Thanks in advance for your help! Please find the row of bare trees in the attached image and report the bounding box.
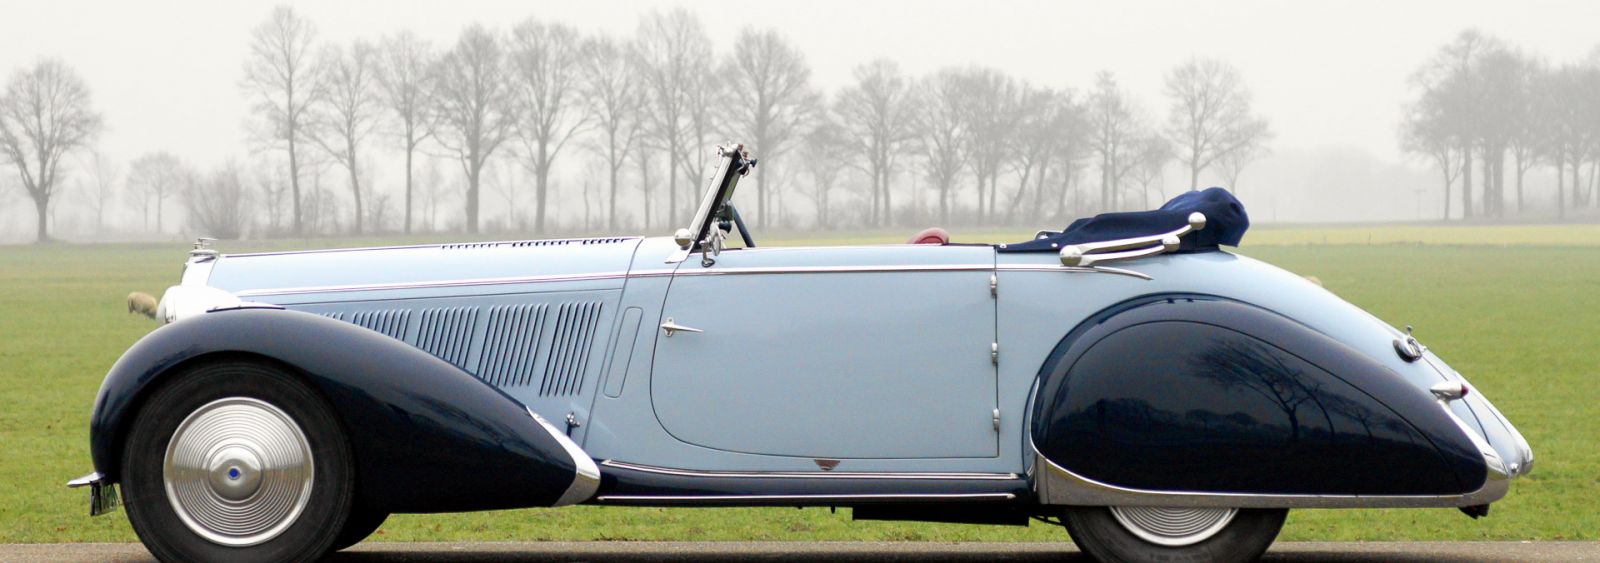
[1403,29,1600,220]
[0,6,1273,242]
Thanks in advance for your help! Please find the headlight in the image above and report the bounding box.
[155,286,246,324]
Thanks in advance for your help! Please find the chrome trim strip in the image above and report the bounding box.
[231,263,1157,298]
[528,407,601,507]
[226,236,643,258]
[995,265,1153,281]
[595,493,1016,503]
[599,460,1019,480]
[234,271,636,297]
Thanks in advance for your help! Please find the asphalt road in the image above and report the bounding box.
[2,542,1597,562]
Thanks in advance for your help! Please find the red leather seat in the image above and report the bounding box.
[907,228,950,245]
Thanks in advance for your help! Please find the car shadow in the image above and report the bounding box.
[326,548,1482,563]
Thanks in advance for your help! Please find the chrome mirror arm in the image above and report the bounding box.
[1060,212,1206,267]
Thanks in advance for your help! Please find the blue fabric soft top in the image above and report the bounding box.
[999,187,1248,253]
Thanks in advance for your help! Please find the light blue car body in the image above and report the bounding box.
[198,233,1526,479]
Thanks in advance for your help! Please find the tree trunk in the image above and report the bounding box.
[535,164,549,235]
[1460,146,1473,220]
[1556,159,1565,221]
[34,195,49,243]
[609,161,619,232]
[466,163,481,234]
[349,151,364,235]
[404,144,414,235]
[289,128,303,236]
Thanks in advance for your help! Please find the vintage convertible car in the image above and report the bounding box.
[73,145,1532,563]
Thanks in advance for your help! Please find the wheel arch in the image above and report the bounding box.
[91,308,597,513]
[1027,293,1488,499]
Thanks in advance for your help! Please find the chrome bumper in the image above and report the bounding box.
[66,472,120,516]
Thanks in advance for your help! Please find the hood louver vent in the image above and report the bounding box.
[415,307,480,369]
[478,304,548,387]
[440,237,633,251]
[540,301,603,397]
[347,309,410,341]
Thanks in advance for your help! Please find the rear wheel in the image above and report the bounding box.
[121,361,353,563]
[1062,506,1286,563]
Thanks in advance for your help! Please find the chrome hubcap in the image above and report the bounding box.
[163,397,314,546]
[1108,506,1238,547]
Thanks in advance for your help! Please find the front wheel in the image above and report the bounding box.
[121,361,355,562]
[1062,506,1287,563]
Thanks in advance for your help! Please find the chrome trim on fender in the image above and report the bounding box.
[527,407,600,507]
[225,236,642,258]
[595,493,1016,503]
[599,460,1019,480]
[1031,432,1513,509]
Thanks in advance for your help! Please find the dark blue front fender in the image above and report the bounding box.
[90,307,595,513]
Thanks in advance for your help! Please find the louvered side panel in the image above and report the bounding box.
[478,304,546,388]
[540,301,602,397]
[347,309,410,340]
[414,307,480,369]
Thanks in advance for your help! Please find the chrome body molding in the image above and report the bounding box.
[230,262,1157,298]
[224,236,642,259]
[527,407,601,507]
[594,493,1017,503]
[599,460,1019,480]
[1031,428,1515,509]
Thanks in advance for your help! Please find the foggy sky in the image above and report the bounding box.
[2,0,1598,237]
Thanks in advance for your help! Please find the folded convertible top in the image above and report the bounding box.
[999,187,1249,253]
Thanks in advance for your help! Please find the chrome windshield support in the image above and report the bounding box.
[1060,212,1206,268]
[666,144,754,264]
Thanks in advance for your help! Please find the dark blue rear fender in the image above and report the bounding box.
[90,308,589,513]
[1030,294,1487,497]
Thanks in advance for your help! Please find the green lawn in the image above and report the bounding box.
[0,226,1594,543]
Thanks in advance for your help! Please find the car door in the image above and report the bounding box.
[649,244,999,459]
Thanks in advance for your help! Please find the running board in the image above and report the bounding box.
[590,460,1029,506]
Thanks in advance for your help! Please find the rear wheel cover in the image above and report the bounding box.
[1108,506,1238,547]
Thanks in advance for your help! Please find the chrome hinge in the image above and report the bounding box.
[989,274,998,297]
[990,342,999,365]
[992,408,1001,431]
[565,412,582,436]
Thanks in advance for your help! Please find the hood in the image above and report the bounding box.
[203,237,644,298]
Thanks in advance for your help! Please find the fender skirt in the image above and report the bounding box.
[89,308,599,513]
[1031,295,1487,498]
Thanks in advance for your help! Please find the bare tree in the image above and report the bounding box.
[431,24,519,234]
[721,28,817,228]
[1087,71,1143,211]
[916,68,970,225]
[954,67,1021,223]
[78,150,118,234]
[1125,134,1173,209]
[580,34,641,232]
[1004,85,1058,222]
[0,60,103,242]
[798,109,848,229]
[311,41,383,234]
[836,59,919,228]
[242,5,322,236]
[1215,140,1267,194]
[633,9,709,228]
[509,18,590,234]
[1163,58,1271,191]
[376,31,437,234]
[186,162,250,240]
[127,152,186,233]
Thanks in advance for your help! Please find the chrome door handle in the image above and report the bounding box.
[660,318,703,337]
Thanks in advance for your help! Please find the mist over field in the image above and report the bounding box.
[2,0,1598,244]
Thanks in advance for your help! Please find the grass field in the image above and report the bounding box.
[1,224,1596,543]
